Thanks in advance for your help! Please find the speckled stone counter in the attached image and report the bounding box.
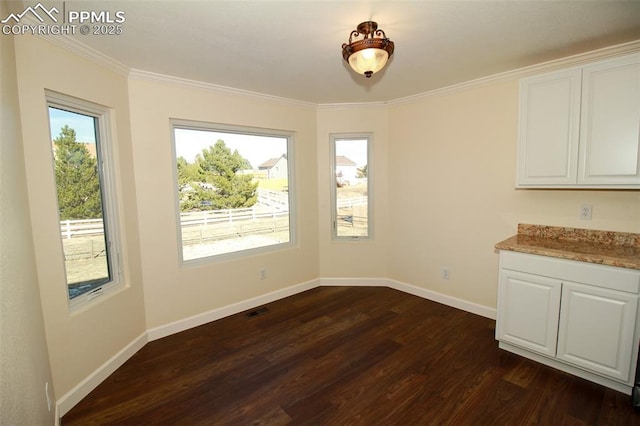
[495,224,640,270]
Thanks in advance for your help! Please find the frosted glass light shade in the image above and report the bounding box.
[348,48,389,76]
[342,21,394,78]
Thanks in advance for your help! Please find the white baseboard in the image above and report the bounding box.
[388,279,497,320]
[56,331,148,417]
[319,277,496,320]
[317,277,389,287]
[146,278,320,341]
[56,276,495,418]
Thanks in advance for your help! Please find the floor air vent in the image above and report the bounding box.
[245,307,269,318]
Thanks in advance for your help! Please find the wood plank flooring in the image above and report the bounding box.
[62,286,640,425]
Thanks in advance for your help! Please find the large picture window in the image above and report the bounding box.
[331,133,371,239]
[172,120,294,263]
[47,92,122,307]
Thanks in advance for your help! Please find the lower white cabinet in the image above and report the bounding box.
[496,251,640,394]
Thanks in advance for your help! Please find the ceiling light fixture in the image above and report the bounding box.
[342,21,395,78]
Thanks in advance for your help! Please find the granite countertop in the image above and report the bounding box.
[495,224,640,270]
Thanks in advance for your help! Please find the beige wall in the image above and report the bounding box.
[6,28,639,418]
[387,79,640,309]
[0,13,56,424]
[13,35,147,397]
[127,77,319,329]
[317,105,390,278]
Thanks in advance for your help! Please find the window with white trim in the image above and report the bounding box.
[171,120,295,263]
[330,133,371,239]
[47,92,122,307]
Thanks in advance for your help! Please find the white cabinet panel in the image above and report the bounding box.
[557,282,638,382]
[517,69,581,185]
[516,52,640,188]
[496,269,561,356]
[579,54,640,184]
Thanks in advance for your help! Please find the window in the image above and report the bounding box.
[331,133,371,239]
[171,120,294,263]
[47,92,121,307]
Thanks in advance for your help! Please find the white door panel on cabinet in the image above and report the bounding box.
[557,282,638,382]
[497,270,561,356]
[579,54,640,184]
[517,69,581,185]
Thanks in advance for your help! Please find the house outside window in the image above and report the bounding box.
[258,154,288,180]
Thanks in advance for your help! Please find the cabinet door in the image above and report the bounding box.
[516,68,582,186]
[579,53,640,185]
[557,281,639,383]
[496,269,562,356]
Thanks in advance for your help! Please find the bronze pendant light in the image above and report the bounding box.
[342,21,395,78]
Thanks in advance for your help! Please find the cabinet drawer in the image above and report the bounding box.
[500,251,640,294]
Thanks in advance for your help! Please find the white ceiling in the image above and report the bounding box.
[60,1,640,104]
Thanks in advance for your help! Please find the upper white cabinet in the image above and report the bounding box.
[517,53,640,188]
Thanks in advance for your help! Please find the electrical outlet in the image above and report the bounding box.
[45,382,52,411]
[259,268,267,280]
[442,267,450,280]
[580,204,592,220]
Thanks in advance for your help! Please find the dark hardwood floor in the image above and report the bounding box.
[62,286,640,425]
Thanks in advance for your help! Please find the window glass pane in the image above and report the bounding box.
[49,107,111,299]
[334,137,369,238]
[173,126,291,261]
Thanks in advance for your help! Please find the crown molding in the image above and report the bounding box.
[25,21,640,109]
[19,11,314,109]
[387,40,640,106]
[317,101,390,110]
[128,69,317,110]
[21,15,130,77]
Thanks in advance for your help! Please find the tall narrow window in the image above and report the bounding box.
[47,92,121,306]
[331,133,371,239]
[172,120,295,263]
